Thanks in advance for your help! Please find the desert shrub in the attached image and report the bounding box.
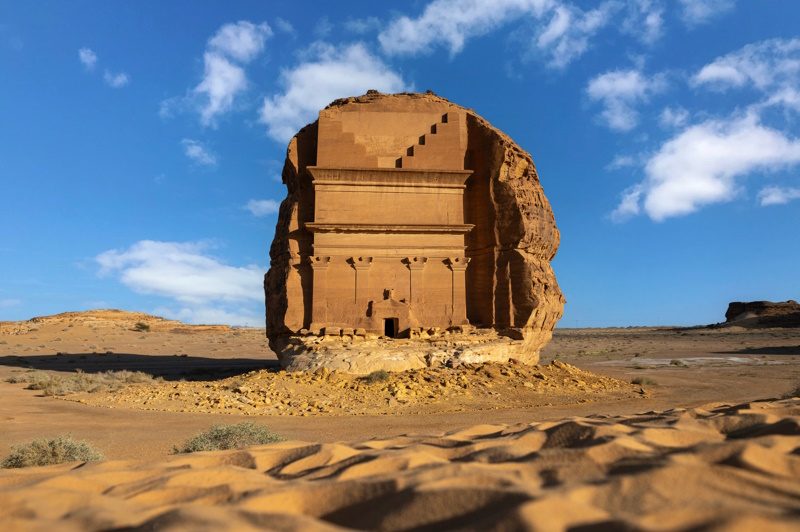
[134,322,150,332]
[670,359,687,367]
[172,422,284,454]
[6,369,161,396]
[362,369,390,384]
[1,434,104,469]
[631,377,658,386]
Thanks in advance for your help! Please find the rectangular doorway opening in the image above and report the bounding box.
[384,318,397,338]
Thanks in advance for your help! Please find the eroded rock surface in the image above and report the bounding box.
[265,91,564,371]
[724,300,800,328]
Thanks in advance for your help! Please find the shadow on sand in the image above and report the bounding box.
[0,352,280,381]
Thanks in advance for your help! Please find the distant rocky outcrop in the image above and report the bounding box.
[724,300,800,328]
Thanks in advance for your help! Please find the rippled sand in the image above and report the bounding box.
[2,399,800,531]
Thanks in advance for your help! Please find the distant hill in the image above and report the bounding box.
[0,309,233,333]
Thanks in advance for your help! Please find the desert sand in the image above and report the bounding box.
[2,310,800,530]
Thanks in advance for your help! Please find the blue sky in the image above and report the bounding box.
[1,0,798,328]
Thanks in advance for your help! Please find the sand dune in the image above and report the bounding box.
[2,399,800,531]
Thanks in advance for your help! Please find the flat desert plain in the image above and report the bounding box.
[1,310,800,531]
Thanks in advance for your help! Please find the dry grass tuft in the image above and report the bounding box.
[6,369,162,396]
[1,434,104,469]
[172,422,284,454]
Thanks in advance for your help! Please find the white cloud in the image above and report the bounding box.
[379,0,551,56]
[274,18,294,34]
[208,20,272,63]
[612,112,800,221]
[678,0,735,26]
[187,21,271,126]
[194,53,247,125]
[0,298,21,307]
[78,47,97,70]
[378,0,617,68]
[314,16,333,38]
[96,241,263,327]
[536,3,617,69]
[96,240,263,308]
[758,186,800,206]
[345,17,382,34]
[259,42,410,143]
[606,155,636,170]
[181,139,217,166]
[621,0,663,44]
[245,199,281,216]
[659,106,689,128]
[586,68,667,131]
[154,305,261,327]
[611,184,644,221]
[103,70,129,88]
[691,38,800,93]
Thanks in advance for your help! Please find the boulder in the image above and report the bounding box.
[724,300,800,328]
[264,91,565,371]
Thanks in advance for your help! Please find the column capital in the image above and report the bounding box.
[349,256,373,270]
[405,256,427,271]
[446,256,470,271]
[307,256,331,269]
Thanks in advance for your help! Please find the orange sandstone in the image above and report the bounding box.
[265,91,564,372]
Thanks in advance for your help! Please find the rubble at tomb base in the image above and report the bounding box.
[265,91,565,371]
[275,325,539,375]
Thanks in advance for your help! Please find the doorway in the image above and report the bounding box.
[384,318,397,338]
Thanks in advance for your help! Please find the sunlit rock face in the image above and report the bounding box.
[265,91,565,373]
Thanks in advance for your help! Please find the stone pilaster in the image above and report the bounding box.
[447,257,470,325]
[406,256,427,307]
[308,256,331,330]
[350,256,373,306]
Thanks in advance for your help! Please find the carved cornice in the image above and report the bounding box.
[307,166,472,188]
[305,223,474,234]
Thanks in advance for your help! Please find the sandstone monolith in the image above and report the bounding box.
[265,91,565,373]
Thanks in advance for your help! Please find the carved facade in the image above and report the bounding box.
[305,110,473,336]
[266,92,565,355]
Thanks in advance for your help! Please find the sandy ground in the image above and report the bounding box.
[1,311,800,530]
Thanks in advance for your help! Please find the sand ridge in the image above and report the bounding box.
[2,398,800,531]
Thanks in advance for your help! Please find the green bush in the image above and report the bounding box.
[362,369,390,384]
[631,377,658,386]
[134,322,150,332]
[172,422,285,454]
[1,434,104,469]
[6,369,161,396]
